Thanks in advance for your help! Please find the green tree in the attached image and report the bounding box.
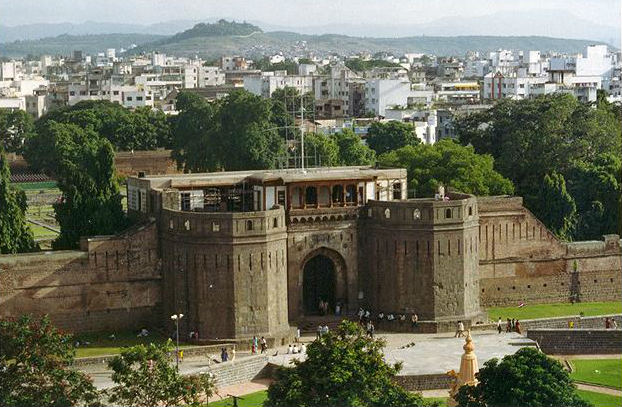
[36,100,171,151]
[265,320,424,407]
[455,93,621,240]
[172,90,285,172]
[303,133,340,167]
[0,315,100,407]
[25,121,127,249]
[366,121,420,154]
[107,341,214,407]
[170,92,220,172]
[379,139,514,198]
[534,172,577,241]
[566,153,622,240]
[0,148,38,254]
[0,109,35,153]
[331,129,376,166]
[455,347,590,407]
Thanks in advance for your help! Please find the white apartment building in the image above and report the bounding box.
[244,72,313,98]
[364,79,412,116]
[198,66,225,87]
[122,89,154,108]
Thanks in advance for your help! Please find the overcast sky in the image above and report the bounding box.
[0,0,619,28]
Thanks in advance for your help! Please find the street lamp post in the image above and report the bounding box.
[170,313,184,370]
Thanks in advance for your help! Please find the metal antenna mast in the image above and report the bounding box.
[300,91,305,173]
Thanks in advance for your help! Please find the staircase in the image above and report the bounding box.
[296,315,357,333]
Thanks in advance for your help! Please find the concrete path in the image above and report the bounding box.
[208,378,272,403]
[575,383,622,396]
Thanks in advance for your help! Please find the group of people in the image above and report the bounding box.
[604,317,618,329]
[496,318,522,334]
[318,300,345,316]
[316,324,330,339]
[250,335,268,354]
[286,343,307,354]
[357,308,419,330]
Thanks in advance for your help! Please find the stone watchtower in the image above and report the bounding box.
[360,192,484,331]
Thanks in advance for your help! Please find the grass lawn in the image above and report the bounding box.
[486,301,622,321]
[74,330,191,358]
[28,223,58,238]
[571,359,622,390]
[13,181,58,191]
[423,396,449,406]
[209,390,268,406]
[207,391,448,406]
[576,389,622,407]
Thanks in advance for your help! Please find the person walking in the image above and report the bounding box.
[411,313,419,329]
[515,320,522,335]
[295,327,301,343]
[455,321,465,338]
[316,325,322,340]
[605,317,611,329]
[497,317,503,334]
[506,318,512,333]
[260,336,267,353]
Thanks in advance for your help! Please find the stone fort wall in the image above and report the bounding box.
[477,196,621,307]
[0,222,161,333]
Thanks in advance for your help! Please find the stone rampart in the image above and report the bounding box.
[477,196,621,307]
[0,222,161,333]
[527,329,622,354]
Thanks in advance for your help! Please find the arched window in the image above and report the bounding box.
[468,206,473,216]
[384,208,391,219]
[305,186,317,205]
[332,185,344,204]
[445,208,452,219]
[345,184,356,204]
[246,220,253,231]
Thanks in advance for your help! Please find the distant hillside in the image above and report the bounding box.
[0,33,165,57]
[0,19,611,59]
[157,20,262,45]
[134,31,609,59]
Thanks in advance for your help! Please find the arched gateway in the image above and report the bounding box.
[300,248,347,316]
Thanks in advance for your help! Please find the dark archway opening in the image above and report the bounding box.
[303,255,335,315]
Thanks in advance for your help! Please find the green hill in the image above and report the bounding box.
[0,33,164,57]
[0,19,610,58]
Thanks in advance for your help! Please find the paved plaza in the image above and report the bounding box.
[270,331,536,375]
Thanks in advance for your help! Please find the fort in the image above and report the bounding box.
[0,166,620,343]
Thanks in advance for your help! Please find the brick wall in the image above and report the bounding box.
[527,329,622,354]
[114,150,179,177]
[477,197,621,307]
[0,222,161,333]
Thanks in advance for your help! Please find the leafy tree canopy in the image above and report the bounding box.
[534,172,577,241]
[345,58,402,72]
[455,93,621,240]
[265,320,425,407]
[366,121,420,155]
[0,148,38,254]
[35,100,171,152]
[24,120,127,249]
[379,139,513,197]
[107,340,214,407]
[0,109,35,154]
[455,347,590,407]
[331,129,376,166]
[0,315,100,407]
[172,90,285,172]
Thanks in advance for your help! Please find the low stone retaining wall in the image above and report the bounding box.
[527,328,622,354]
[73,343,235,367]
[471,314,622,332]
[211,355,270,388]
[394,373,453,391]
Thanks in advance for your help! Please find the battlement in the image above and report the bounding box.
[160,206,286,239]
[364,192,478,227]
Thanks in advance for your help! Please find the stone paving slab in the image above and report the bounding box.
[269,331,536,376]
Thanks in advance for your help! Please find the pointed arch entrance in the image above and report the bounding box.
[300,247,347,316]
